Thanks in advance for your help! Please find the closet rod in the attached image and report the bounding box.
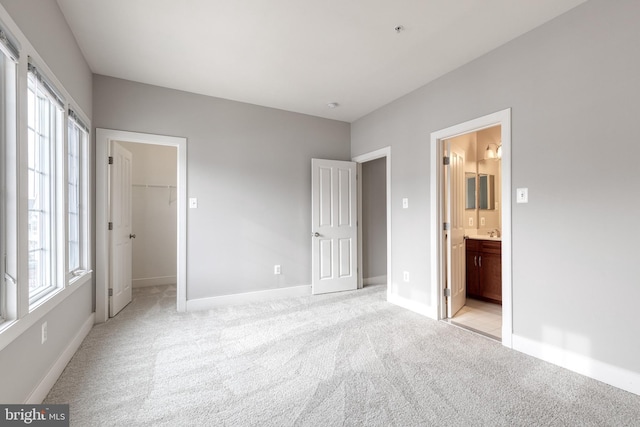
[131,184,176,189]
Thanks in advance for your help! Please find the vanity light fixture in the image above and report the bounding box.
[484,143,502,160]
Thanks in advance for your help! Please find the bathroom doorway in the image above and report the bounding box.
[445,126,503,339]
[430,109,513,347]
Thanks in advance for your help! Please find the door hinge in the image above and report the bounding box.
[108,288,113,296]
[443,156,450,165]
[444,288,451,297]
[443,222,450,231]
[108,156,113,165]
[108,222,113,230]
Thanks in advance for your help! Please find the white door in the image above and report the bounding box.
[444,142,466,317]
[311,159,358,294]
[109,142,133,316]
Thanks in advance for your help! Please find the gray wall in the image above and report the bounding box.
[0,0,93,402]
[361,157,387,281]
[0,0,92,115]
[0,285,92,402]
[93,75,351,299]
[351,0,640,374]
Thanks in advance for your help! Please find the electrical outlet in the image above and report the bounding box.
[468,217,473,226]
[517,188,529,203]
[480,217,486,226]
[41,322,47,344]
[274,265,281,275]
[403,271,410,282]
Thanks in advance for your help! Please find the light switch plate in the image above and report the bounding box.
[402,198,409,209]
[517,188,528,203]
[189,198,198,209]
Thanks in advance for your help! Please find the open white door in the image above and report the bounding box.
[311,159,358,295]
[109,142,133,316]
[444,142,466,317]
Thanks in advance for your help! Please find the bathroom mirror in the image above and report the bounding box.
[465,173,476,210]
[479,174,495,210]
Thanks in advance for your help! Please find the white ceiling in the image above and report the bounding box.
[56,0,586,122]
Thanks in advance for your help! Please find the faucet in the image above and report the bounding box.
[489,229,501,238]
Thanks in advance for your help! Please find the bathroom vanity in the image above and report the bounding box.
[465,237,502,304]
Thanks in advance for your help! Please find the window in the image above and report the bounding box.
[0,48,7,320]
[0,18,92,341]
[67,112,87,277]
[0,28,18,322]
[27,66,64,303]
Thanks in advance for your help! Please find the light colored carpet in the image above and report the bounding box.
[45,284,639,426]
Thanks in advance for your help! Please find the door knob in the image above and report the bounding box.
[312,232,320,237]
[129,233,136,239]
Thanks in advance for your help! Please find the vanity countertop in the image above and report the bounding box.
[466,235,501,242]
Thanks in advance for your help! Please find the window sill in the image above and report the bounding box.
[0,272,92,352]
[69,270,93,287]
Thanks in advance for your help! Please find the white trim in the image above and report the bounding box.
[96,129,187,323]
[387,292,437,318]
[132,276,177,288]
[186,285,311,311]
[352,146,392,302]
[363,275,387,286]
[430,109,513,348]
[512,334,640,396]
[25,313,94,403]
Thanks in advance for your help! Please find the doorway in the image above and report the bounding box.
[430,109,513,347]
[96,129,187,323]
[353,147,391,297]
[361,157,387,288]
[119,141,178,291]
[445,126,503,339]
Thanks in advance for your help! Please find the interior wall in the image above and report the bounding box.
[361,157,387,283]
[0,0,92,115]
[93,75,351,300]
[351,0,640,376]
[119,142,177,288]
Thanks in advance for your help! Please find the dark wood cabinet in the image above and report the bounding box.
[465,239,502,304]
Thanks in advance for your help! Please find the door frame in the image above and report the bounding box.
[352,147,391,299]
[429,109,512,348]
[96,128,187,323]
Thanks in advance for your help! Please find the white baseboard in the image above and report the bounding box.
[132,275,177,288]
[186,285,312,311]
[387,292,438,320]
[26,313,95,404]
[363,275,387,286]
[512,334,640,396]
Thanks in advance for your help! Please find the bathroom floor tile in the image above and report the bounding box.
[451,298,502,340]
